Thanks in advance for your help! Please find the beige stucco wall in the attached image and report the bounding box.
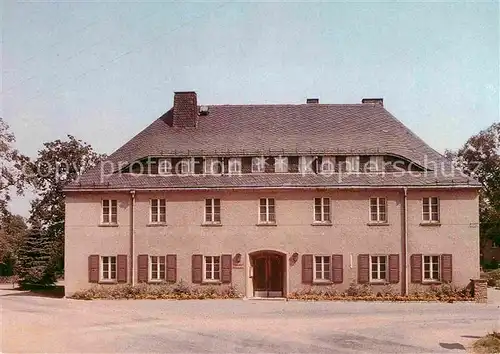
[65,188,479,297]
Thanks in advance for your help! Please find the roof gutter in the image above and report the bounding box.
[130,190,136,286]
[402,187,409,296]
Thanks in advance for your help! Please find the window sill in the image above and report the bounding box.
[202,280,221,285]
[367,222,390,226]
[311,222,332,227]
[146,223,168,227]
[148,280,164,284]
[98,223,119,227]
[420,222,441,227]
[99,280,117,284]
[370,280,388,285]
[201,223,223,227]
[313,280,332,285]
[256,223,277,227]
[422,280,442,285]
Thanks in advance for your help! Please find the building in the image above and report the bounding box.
[481,239,500,266]
[64,91,480,298]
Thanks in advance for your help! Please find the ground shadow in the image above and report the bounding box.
[461,335,482,339]
[0,285,64,298]
[439,342,466,350]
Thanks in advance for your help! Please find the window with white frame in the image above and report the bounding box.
[205,198,221,223]
[228,158,242,174]
[274,156,288,173]
[101,256,116,281]
[370,255,387,282]
[102,200,118,224]
[369,197,387,223]
[150,256,165,281]
[251,157,265,173]
[180,158,194,174]
[150,199,166,223]
[492,241,499,248]
[423,255,440,281]
[299,156,314,173]
[346,156,360,172]
[204,157,223,175]
[314,256,331,281]
[314,197,331,222]
[422,197,439,222]
[259,198,276,223]
[321,157,335,173]
[369,156,384,172]
[158,158,172,175]
[204,256,220,281]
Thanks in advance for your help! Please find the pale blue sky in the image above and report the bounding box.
[1,0,499,216]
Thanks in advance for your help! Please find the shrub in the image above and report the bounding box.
[345,282,373,297]
[483,269,500,287]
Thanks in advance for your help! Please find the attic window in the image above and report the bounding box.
[158,159,172,175]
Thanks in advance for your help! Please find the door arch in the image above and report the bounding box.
[249,250,286,298]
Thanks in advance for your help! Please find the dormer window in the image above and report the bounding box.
[228,158,242,174]
[204,158,223,175]
[158,159,172,175]
[252,157,265,173]
[299,156,314,173]
[275,156,288,173]
[180,158,194,175]
[346,156,360,172]
[369,156,384,172]
[320,157,335,173]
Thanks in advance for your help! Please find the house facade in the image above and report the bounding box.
[64,92,480,297]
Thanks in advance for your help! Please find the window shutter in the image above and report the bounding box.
[117,254,128,283]
[166,254,177,282]
[241,157,252,173]
[221,254,232,283]
[88,255,99,283]
[265,157,275,173]
[288,156,299,173]
[192,254,203,283]
[331,254,343,283]
[223,158,229,174]
[410,254,422,283]
[441,254,452,283]
[137,254,148,283]
[194,157,203,174]
[302,254,313,284]
[358,254,369,283]
[388,254,399,283]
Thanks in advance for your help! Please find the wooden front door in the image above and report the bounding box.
[252,253,284,297]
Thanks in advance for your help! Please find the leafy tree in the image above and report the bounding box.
[27,135,105,274]
[16,226,55,287]
[448,123,500,246]
[0,213,28,275]
[0,118,28,215]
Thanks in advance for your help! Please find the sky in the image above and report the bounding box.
[1,0,499,217]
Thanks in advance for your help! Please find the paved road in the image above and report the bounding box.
[1,288,500,353]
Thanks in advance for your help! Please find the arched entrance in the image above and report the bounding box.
[249,250,286,298]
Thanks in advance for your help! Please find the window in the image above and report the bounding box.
[205,198,221,223]
[101,256,116,281]
[299,156,314,173]
[150,199,166,223]
[321,157,335,173]
[204,158,223,175]
[370,255,387,282]
[102,200,117,224]
[422,197,439,222]
[150,256,165,281]
[370,197,387,223]
[251,157,265,173]
[158,159,171,175]
[493,241,499,249]
[346,156,360,172]
[180,158,193,174]
[423,255,440,281]
[275,156,288,173]
[369,156,384,172]
[228,158,241,174]
[314,198,331,222]
[259,198,276,223]
[314,256,331,281]
[204,256,220,281]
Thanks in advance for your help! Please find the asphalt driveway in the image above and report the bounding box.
[1,287,500,353]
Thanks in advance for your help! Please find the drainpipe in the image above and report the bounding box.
[130,190,136,286]
[403,187,408,295]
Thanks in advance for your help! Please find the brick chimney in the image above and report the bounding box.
[361,98,384,107]
[173,91,198,127]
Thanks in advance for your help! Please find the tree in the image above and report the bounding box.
[27,135,105,274]
[0,118,28,215]
[0,213,28,275]
[448,123,500,246]
[16,226,55,287]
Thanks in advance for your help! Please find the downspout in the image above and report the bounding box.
[403,187,408,296]
[130,190,136,286]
